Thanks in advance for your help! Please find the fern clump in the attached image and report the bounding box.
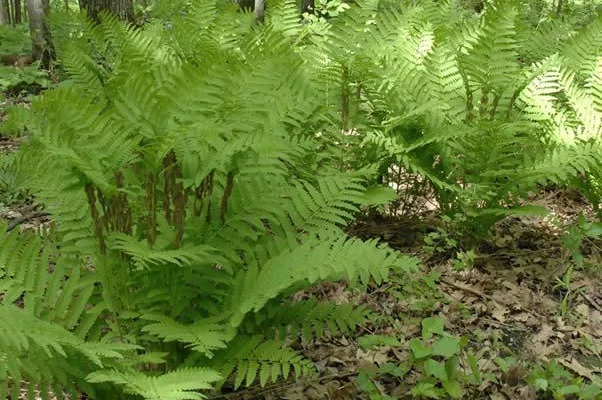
[5,2,417,398]
[314,0,602,237]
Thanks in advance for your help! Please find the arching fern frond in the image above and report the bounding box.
[87,367,221,400]
[228,235,416,327]
[210,335,315,390]
[245,298,372,341]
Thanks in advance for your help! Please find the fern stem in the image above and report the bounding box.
[146,172,157,246]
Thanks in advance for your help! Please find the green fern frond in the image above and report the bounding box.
[586,55,602,115]
[87,367,221,400]
[0,304,134,400]
[140,314,235,357]
[212,335,314,390]
[287,176,366,232]
[247,298,372,341]
[459,5,521,95]
[109,232,222,270]
[521,19,574,63]
[520,142,602,186]
[228,235,416,327]
[561,17,602,79]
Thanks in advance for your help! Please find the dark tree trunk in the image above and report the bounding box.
[26,0,55,69]
[0,0,10,24]
[13,0,22,23]
[81,0,133,23]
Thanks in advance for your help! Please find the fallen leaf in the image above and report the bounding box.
[558,358,597,381]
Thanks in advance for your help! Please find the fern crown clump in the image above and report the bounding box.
[3,1,416,398]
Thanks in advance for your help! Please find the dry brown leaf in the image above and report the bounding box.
[533,323,556,344]
[492,303,509,323]
[558,358,598,381]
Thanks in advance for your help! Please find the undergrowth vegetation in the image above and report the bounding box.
[1,0,602,399]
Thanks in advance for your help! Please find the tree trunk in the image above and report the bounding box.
[13,0,22,23]
[254,0,263,23]
[81,0,134,23]
[64,0,68,11]
[0,0,9,24]
[26,0,55,69]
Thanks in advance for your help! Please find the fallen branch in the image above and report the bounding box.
[6,211,51,232]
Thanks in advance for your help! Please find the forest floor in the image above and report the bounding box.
[1,100,601,400]
[266,189,602,400]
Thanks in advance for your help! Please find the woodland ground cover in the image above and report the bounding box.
[0,0,602,399]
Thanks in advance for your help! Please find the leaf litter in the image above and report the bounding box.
[1,169,601,399]
[227,187,602,400]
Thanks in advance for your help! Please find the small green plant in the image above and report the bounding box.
[556,214,602,314]
[0,25,31,55]
[562,213,602,268]
[528,360,602,400]
[552,264,587,316]
[0,152,29,209]
[357,317,479,399]
[423,215,460,257]
[392,270,446,314]
[0,64,51,95]
[452,250,476,272]
[423,215,477,270]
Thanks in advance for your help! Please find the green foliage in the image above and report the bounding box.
[0,24,30,55]
[528,360,602,399]
[0,64,51,95]
[357,315,602,399]
[244,297,372,341]
[0,153,24,207]
[6,3,417,398]
[357,317,473,399]
[0,221,136,400]
[6,0,602,398]
[0,25,49,95]
[307,0,602,243]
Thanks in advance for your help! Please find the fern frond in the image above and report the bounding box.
[246,298,372,341]
[459,5,521,95]
[87,367,221,400]
[211,336,314,390]
[228,235,416,327]
[109,232,222,270]
[561,17,602,79]
[140,315,235,357]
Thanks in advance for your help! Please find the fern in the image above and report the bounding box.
[11,2,420,398]
[0,222,134,399]
[13,0,602,397]
[245,297,372,341]
[209,336,315,390]
[87,368,221,400]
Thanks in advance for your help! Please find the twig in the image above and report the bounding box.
[440,277,547,319]
[6,211,51,232]
[579,291,602,312]
[439,277,499,304]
